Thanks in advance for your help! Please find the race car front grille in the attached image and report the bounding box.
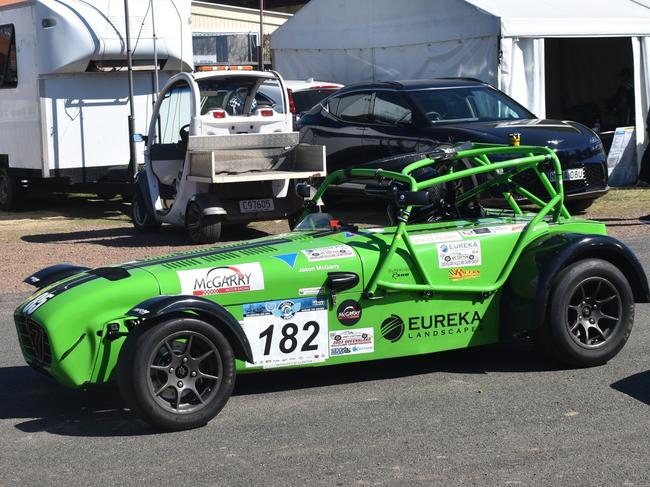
[15,316,52,367]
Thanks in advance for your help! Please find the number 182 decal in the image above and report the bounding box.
[242,297,328,369]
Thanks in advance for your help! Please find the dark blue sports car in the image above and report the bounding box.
[298,78,608,212]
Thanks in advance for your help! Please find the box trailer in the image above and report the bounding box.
[0,0,193,210]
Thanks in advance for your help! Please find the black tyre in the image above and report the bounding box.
[186,201,222,244]
[132,194,161,232]
[0,166,21,211]
[533,258,634,367]
[565,199,595,214]
[117,317,236,431]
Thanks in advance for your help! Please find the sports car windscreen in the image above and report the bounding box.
[407,86,534,124]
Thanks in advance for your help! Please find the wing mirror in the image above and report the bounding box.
[133,133,148,144]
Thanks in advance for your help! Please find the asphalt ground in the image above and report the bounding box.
[0,237,648,486]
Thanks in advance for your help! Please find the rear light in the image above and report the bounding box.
[197,65,254,72]
[287,88,296,115]
[259,109,274,117]
[212,110,227,119]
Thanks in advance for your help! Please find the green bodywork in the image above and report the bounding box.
[14,144,609,388]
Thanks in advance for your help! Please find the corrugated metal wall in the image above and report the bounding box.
[191,1,291,33]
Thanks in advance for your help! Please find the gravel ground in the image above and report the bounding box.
[1,189,649,294]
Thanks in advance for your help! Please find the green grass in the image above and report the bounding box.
[586,188,650,218]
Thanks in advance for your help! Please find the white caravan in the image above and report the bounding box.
[133,68,326,244]
[0,0,193,210]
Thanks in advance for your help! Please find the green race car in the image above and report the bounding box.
[14,143,649,430]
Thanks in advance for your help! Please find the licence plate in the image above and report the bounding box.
[548,168,585,182]
[239,198,274,213]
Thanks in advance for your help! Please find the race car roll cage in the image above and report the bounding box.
[306,143,569,298]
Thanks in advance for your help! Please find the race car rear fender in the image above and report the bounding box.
[501,233,649,337]
[127,295,253,363]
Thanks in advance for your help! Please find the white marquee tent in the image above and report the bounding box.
[271,0,650,166]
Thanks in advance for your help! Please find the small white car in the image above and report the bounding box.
[132,68,326,243]
[284,79,344,126]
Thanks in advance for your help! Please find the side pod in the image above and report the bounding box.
[501,233,649,338]
[126,295,253,363]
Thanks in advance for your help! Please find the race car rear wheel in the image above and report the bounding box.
[534,258,634,367]
[118,317,236,431]
[186,201,222,244]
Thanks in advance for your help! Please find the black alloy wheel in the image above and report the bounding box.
[533,258,634,367]
[118,317,236,430]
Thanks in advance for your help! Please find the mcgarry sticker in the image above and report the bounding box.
[177,263,264,296]
[336,300,362,326]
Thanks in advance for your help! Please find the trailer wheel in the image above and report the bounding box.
[132,195,161,232]
[0,166,21,211]
[117,317,236,431]
[532,258,634,367]
[186,201,222,244]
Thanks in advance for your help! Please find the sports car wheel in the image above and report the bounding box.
[132,194,161,232]
[118,317,236,431]
[533,258,634,367]
[186,201,222,244]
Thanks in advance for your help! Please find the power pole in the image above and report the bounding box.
[258,0,264,70]
[124,0,137,181]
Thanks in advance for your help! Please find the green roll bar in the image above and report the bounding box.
[307,143,568,298]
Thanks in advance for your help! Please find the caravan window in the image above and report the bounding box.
[0,24,17,89]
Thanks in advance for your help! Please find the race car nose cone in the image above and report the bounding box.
[176,365,189,379]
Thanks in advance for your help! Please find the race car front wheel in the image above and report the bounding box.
[533,258,634,367]
[118,317,236,431]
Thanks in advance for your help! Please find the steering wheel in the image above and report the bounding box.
[179,124,190,145]
[425,111,443,121]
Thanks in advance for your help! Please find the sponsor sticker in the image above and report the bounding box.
[274,253,298,269]
[410,231,462,245]
[177,263,264,296]
[437,241,481,268]
[242,297,328,369]
[299,286,326,296]
[301,245,355,262]
[460,224,526,237]
[336,300,362,326]
[329,328,374,356]
[389,267,410,279]
[381,315,405,343]
[448,268,481,281]
[381,311,484,342]
[22,291,56,315]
